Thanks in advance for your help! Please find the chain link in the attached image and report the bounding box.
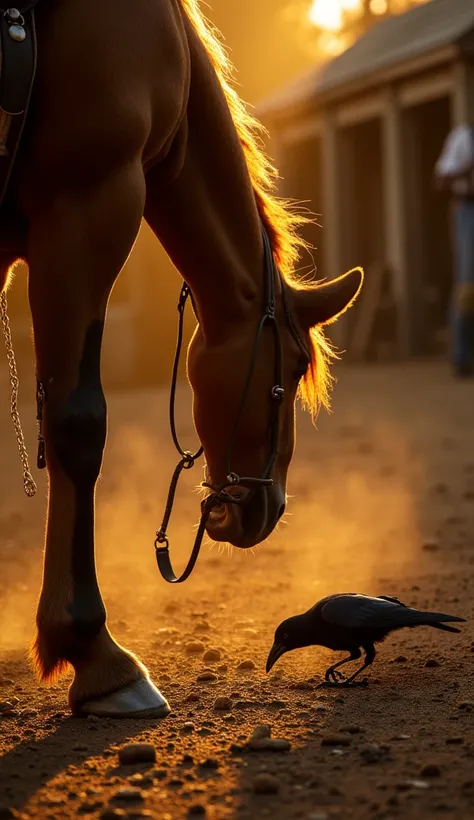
[0,291,37,497]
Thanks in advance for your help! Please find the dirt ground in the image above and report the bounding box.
[0,361,473,820]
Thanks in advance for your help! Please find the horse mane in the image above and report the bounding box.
[181,0,336,417]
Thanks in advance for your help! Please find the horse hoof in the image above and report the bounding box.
[77,676,171,718]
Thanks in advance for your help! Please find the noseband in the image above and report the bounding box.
[154,228,309,583]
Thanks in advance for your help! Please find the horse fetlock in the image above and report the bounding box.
[33,598,107,679]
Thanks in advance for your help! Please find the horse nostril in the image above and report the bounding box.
[277,503,285,521]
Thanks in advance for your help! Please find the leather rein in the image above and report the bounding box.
[154,227,309,583]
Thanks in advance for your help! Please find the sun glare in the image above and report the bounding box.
[371,0,389,13]
[308,0,428,34]
[308,0,363,31]
[309,0,343,32]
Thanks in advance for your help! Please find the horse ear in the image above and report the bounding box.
[291,268,363,329]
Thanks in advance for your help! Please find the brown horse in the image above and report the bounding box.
[0,0,362,717]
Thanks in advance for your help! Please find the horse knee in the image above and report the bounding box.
[50,389,107,485]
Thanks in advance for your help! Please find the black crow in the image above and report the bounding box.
[266,593,466,687]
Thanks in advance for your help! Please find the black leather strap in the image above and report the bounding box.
[0,5,38,207]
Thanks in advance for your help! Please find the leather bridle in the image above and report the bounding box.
[154,227,310,583]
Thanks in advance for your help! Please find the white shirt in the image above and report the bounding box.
[435,124,474,195]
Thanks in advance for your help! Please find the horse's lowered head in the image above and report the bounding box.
[188,267,363,549]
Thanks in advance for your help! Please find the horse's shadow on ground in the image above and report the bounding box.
[0,712,171,812]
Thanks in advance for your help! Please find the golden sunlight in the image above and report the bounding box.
[309,0,363,31]
[309,0,342,32]
[370,0,389,13]
[308,0,429,34]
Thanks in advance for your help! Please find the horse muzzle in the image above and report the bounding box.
[203,485,285,549]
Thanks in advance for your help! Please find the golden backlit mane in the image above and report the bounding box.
[182,0,336,416]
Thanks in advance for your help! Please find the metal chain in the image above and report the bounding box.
[0,291,37,497]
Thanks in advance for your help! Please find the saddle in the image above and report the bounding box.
[0,3,39,212]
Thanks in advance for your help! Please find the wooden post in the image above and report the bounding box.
[321,111,345,348]
[451,60,474,125]
[382,88,411,356]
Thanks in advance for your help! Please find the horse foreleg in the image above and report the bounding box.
[27,169,169,718]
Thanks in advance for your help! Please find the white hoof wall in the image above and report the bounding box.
[79,677,171,718]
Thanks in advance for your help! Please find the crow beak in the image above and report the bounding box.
[266,642,287,673]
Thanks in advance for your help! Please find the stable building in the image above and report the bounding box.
[257,0,474,359]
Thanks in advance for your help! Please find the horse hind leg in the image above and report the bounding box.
[27,166,169,718]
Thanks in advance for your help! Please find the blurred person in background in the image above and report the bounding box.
[435,123,474,377]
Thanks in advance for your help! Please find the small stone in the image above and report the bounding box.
[405,780,430,790]
[213,696,232,711]
[420,764,441,778]
[100,811,127,820]
[196,671,218,682]
[252,773,280,794]
[118,744,156,765]
[292,680,313,690]
[181,722,195,734]
[111,787,145,802]
[185,641,205,655]
[422,541,440,552]
[394,655,408,663]
[458,701,474,710]
[321,735,352,747]
[199,758,219,770]
[194,621,211,632]
[0,702,13,713]
[266,738,291,751]
[188,806,206,817]
[203,649,221,663]
[185,692,201,703]
[360,744,390,764]
[79,801,103,813]
[425,658,440,668]
[251,725,271,740]
[237,660,256,671]
[128,774,154,788]
[247,724,291,752]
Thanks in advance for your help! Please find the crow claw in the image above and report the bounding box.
[317,678,369,689]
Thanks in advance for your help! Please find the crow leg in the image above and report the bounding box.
[317,648,363,688]
[324,648,362,683]
[342,643,376,686]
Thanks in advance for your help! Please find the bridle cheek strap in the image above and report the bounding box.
[154,228,304,584]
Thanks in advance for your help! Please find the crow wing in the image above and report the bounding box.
[320,594,463,630]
